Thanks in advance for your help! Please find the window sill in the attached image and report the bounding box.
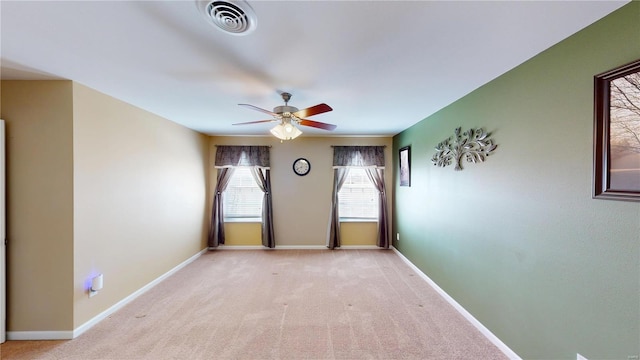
[224,218,262,223]
[339,218,378,223]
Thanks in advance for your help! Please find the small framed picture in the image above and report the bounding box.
[593,58,640,201]
[399,146,411,187]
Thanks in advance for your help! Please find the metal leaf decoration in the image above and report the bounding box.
[431,127,497,170]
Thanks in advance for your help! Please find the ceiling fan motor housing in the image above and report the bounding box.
[235,91,336,133]
[273,105,299,116]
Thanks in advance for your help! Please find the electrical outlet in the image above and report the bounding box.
[396,233,400,241]
[577,354,588,360]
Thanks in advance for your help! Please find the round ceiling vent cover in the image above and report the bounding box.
[197,0,257,36]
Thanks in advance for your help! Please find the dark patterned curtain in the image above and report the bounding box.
[365,168,389,248]
[327,168,349,249]
[215,145,270,168]
[210,146,274,248]
[208,168,235,247]
[328,146,388,249]
[250,167,275,248]
[333,146,385,168]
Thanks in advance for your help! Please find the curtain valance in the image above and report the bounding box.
[332,146,385,168]
[215,146,270,169]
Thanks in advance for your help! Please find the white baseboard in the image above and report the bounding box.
[214,245,328,250]
[73,248,208,339]
[7,248,208,341]
[213,245,381,250]
[391,246,522,360]
[212,245,266,250]
[338,245,381,249]
[273,245,328,250]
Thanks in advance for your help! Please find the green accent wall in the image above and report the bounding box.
[392,3,640,359]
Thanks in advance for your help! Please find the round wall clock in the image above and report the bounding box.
[293,158,311,176]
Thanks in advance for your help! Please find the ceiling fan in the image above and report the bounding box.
[234,92,336,140]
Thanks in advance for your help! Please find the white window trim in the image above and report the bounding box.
[338,167,379,221]
[223,167,263,221]
[339,217,378,223]
[224,217,262,223]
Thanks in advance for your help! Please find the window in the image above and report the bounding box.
[223,167,263,220]
[338,168,378,220]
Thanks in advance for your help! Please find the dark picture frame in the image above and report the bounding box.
[593,58,640,201]
[399,146,411,187]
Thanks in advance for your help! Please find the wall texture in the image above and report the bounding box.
[72,83,210,328]
[1,81,75,332]
[210,136,392,247]
[392,3,640,359]
[1,81,210,334]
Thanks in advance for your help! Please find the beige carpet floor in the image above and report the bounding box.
[1,249,507,359]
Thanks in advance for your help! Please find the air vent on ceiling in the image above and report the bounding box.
[197,0,257,36]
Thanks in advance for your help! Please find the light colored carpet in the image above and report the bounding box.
[1,249,507,359]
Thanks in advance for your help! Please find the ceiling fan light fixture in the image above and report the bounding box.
[196,0,257,36]
[270,123,302,141]
[235,92,336,136]
[284,123,294,133]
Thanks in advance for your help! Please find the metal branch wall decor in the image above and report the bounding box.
[431,127,497,171]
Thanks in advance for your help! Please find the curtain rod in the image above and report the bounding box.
[330,145,386,148]
[214,145,272,147]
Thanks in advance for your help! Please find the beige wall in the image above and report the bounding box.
[341,222,378,246]
[71,83,210,328]
[210,136,393,247]
[224,222,261,246]
[224,220,378,246]
[1,80,210,333]
[1,80,387,333]
[1,81,75,331]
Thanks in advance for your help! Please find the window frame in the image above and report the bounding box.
[338,167,379,222]
[222,167,263,222]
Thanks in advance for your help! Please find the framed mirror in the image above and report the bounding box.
[593,59,640,201]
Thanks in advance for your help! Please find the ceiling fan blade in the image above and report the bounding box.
[232,119,276,126]
[239,103,278,117]
[298,119,337,131]
[293,103,332,118]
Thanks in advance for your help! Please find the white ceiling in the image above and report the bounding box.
[0,0,629,137]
